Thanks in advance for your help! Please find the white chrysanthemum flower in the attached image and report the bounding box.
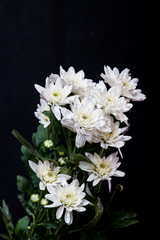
[101,66,146,101]
[45,179,90,225]
[35,77,73,120]
[60,66,94,96]
[79,152,125,191]
[28,160,71,190]
[94,81,133,123]
[34,99,50,128]
[96,116,131,150]
[61,97,110,148]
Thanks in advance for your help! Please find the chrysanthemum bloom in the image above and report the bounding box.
[96,116,131,150]
[92,81,133,123]
[59,66,95,95]
[101,66,146,101]
[34,99,50,128]
[28,160,71,190]
[79,152,125,191]
[45,179,89,225]
[35,77,73,120]
[61,97,110,148]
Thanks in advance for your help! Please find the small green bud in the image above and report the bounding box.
[44,139,53,148]
[58,157,66,165]
[40,198,49,206]
[30,194,40,203]
[59,151,65,156]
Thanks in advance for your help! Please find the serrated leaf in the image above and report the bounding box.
[104,208,139,231]
[15,216,30,239]
[112,208,139,229]
[17,175,33,194]
[32,124,48,148]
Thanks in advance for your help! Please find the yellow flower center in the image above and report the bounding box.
[42,170,56,183]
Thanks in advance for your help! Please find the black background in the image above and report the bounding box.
[0,0,154,239]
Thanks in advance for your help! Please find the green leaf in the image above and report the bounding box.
[15,216,30,239]
[71,153,90,165]
[0,233,11,240]
[85,197,103,228]
[60,167,71,175]
[17,175,33,194]
[42,110,51,119]
[0,200,14,238]
[1,200,10,221]
[103,208,139,232]
[32,124,48,148]
[37,222,58,230]
[0,200,13,224]
[111,208,139,229]
[12,129,37,157]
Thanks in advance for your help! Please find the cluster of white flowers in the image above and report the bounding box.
[28,65,145,225]
[34,66,145,149]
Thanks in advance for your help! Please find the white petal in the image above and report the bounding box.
[79,161,92,172]
[93,178,101,186]
[28,160,37,173]
[51,106,61,120]
[64,210,72,225]
[114,170,125,177]
[39,181,45,190]
[34,84,45,94]
[108,180,112,192]
[87,174,97,182]
[56,206,64,219]
[76,133,86,148]
[76,207,86,212]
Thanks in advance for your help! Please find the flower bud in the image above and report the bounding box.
[59,151,65,156]
[58,157,66,165]
[44,139,53,148]
[30,194,40,202]
[40,198,49,206]
[115,184,123,192]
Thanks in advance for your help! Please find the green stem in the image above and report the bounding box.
[106,184,123,211]
[99,148,104,157]
[29,191,43,238]
[50,112,58,160]
[55,219,64,239]
[94,181,102,195]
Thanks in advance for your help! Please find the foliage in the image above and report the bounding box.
[0,65,145,239]
[0,123,138,240]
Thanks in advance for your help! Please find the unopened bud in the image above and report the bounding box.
[115,184,123,192]
[40,198,49,206]
[30,194,40,202]
[44,140,53,148]
[58,157,66,165]
[59,151,65,156]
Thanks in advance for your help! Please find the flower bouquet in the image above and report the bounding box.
[0,66,146,240]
